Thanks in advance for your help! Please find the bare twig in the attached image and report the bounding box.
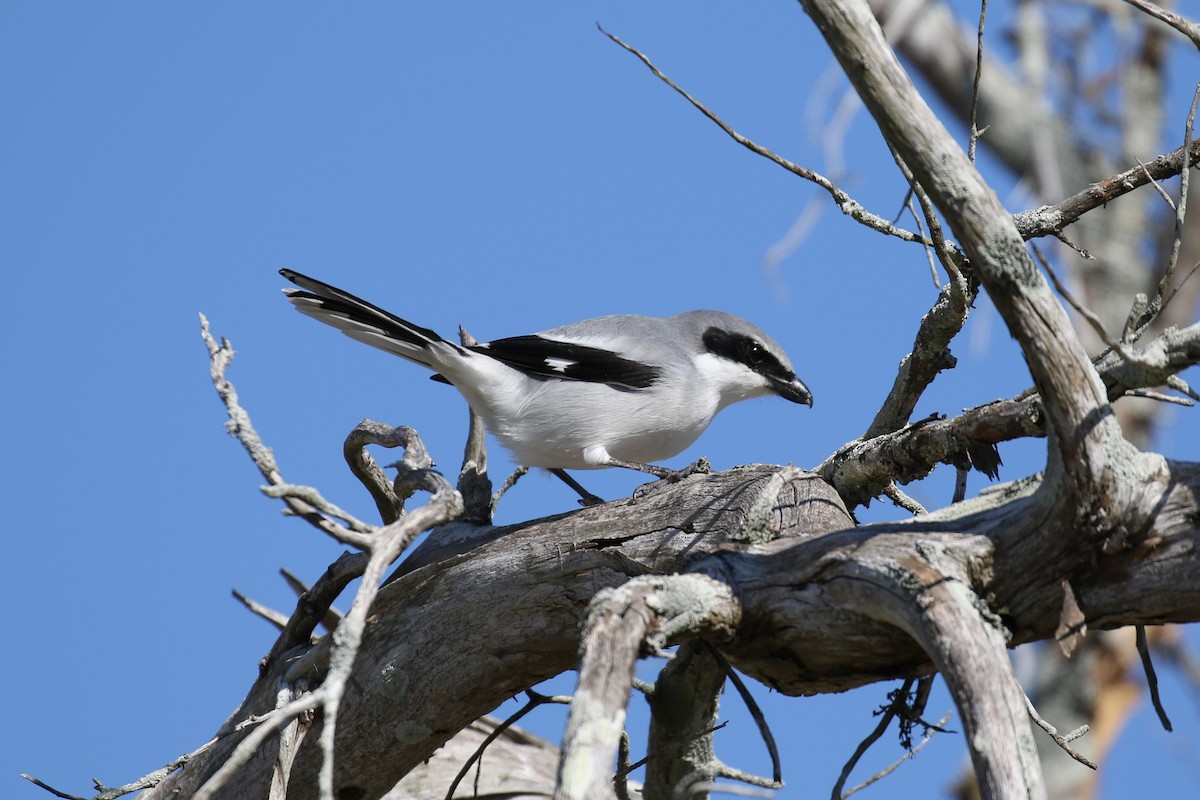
[953,466,969,504]
[861,271,973,440]
[904,194,941,288]
[840,711,953,799]
[231,589,290,630]
[616,730,634,800]
[1124,293,1151,343]
[1118,0,1200,49]
[444,690,571,800]
[1032,244,1140,363]
[831,678,950,800]
[620,722,729,776]
[862,150,974,441]
[344,419,440,524]
[820,320,1200,508]
[195,481,463,800]
[1153,633,1200,714]
[1013,138,1200,240]
[1137,159,1179,210]
[264,550,368,668]
[192,688,323,800]
[968,0,989,162]
[831,680,908,800]
[1137,624,1174,732]
[1125,388,1194,406]
[19,776,86,800]
[263,484,373,533]
[342,423,404,524]
[1168,373,1200,402]
[888,145,962,282]
[490,465,529,516]
[1023,693,1098,769]
[270,682,314,800]
[675,763,782,799]
[598,24,929,245]
[1135,82,1200,337]
[200,314,376,549]
[280,567,343,633]
[883,482,927,515]
[22,735,220,800]
[1162,259,1200,324]
[457,325,494,522]
[718,654,782,785]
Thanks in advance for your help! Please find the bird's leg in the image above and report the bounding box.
[550,469,606,507]
[604,456,712,483]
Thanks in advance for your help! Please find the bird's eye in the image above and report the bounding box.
[744,341,766,365]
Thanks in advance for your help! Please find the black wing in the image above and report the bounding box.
[472,335,662,389]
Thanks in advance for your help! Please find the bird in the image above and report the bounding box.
[279,268,812,505]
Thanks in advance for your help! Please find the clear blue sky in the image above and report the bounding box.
[3,3,1197,799]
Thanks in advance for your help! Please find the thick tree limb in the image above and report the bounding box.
[129,445,1200,800]
[138,467,851,800]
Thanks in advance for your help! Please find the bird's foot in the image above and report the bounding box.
[575,492,606,508]
[550,468,607,507]
[660,456,712,483]
[628,457,713,501]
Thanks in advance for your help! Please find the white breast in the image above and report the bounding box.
[446,360,720,470]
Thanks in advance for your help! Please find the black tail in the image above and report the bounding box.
[279,268,456,367]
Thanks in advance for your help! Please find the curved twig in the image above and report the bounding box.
[598,24,929,246]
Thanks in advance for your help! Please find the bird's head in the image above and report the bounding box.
[678,310,813,409]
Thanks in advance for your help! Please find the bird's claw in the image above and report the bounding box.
[664,456,712,482]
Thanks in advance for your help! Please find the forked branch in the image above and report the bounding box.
[194,316,465,800]
[555,575,741,800]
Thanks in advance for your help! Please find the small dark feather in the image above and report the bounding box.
[966,439,1003,480]
[473,335,661,389]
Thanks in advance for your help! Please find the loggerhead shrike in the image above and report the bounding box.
[280,269,812,504]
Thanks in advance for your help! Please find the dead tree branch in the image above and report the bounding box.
[555,574,741,800]
[598,24,929,246]
[1023,694,1097,770]
[1119,0,1200,49]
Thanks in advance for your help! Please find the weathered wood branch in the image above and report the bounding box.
[1013,139,1200,241]
[641,643,727,800]
[819,321,1200,508]
[554,574,739,800]
[797,0,1131,505]
[136,457,1200,800]
[866,0,1092,191]
[823,553,1043,799]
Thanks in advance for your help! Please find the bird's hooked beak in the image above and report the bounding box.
[771,374,814,407]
